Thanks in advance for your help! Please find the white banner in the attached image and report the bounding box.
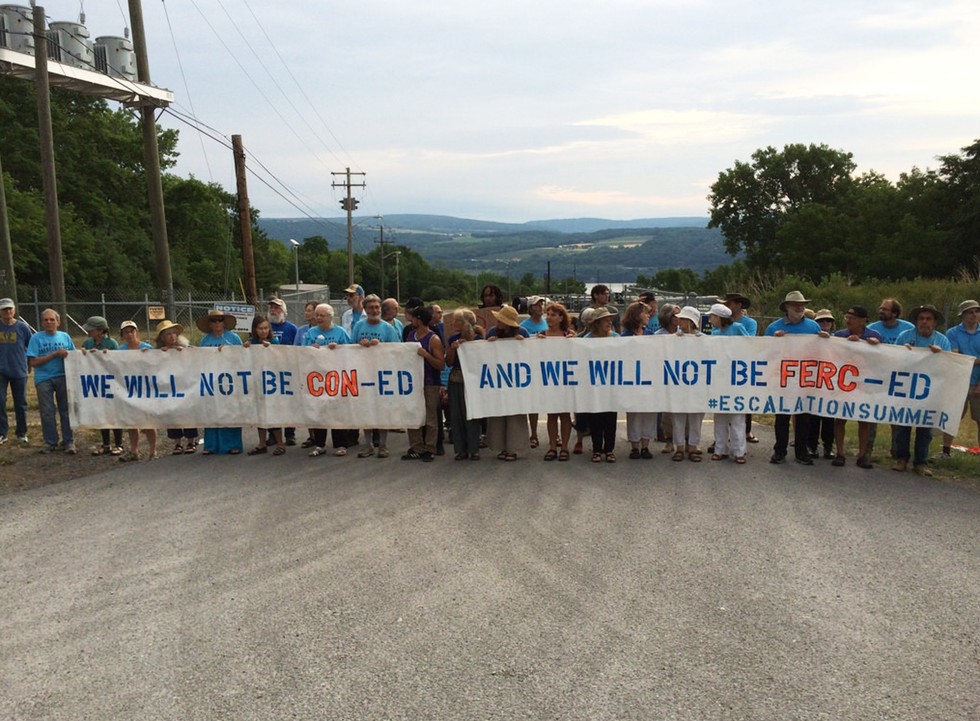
[66,344,425,429]
[458,336,974,433]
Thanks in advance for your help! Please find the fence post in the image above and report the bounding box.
[101,292,106,320]
[33,286,40,329]
[144,292,150,334]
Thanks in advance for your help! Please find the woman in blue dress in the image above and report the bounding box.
[196,310,244,455]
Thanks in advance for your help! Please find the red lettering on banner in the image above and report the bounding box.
[780,360,860,392]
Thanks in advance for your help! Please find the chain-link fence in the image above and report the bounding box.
[13,285,332,336]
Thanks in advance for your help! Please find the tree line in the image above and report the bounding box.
[3,75,978,304]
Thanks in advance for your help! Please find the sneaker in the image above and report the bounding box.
[935,451,951,460]
[856,456,873,469]
[377,446,390,458]
[401,449,422,460]
[39,443,57,454]
[286,437,297,446]
[420,451,435,462]
[832,455,846,467]
[0,435,6,445]
[629,448,641,460]
[357,446,375,458]
[769,452,786,464]
[795,456,813,466]
[913,464,933,477]
[64,443,78,455]
[17,435,28,445]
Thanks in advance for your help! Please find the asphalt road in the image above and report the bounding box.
[1,425,978,721]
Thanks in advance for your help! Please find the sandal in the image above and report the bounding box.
[503,453,517,462]
[640,447,653,459]
[184,443,197,454]
[711,453,729,461]
[454,452,468,461]
[747,433,759,443]
[334,447,347,457]
[247,446,268,456]
[229,449,241,455]
[171,442,183,455]
[592,452,603,463]
[529,437,539,448]
[273,445,286,456]
[92,445,111,456]
[558,449,570,461]
[606,453,616,463]
[671,450,685,462]
[688,450,703,462]
[662,442,674,454]
[497,451,509,460]
[735,456,746,464]
[573,441,583,454]
[308,447,325,457]
[543,449,558,461]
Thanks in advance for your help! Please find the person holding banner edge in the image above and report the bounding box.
[197,310,244,456]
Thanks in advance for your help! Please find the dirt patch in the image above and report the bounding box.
[0,425,127,495]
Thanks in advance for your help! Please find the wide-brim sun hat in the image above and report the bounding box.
[155,319,184,339]
[590,307,615,323]
[907,304,944,327]
[677,306,701,326]
[196,310,237,333]
[779,290,811,312]
[491,305,521,328]
[82,315,109,332]
[813,308,835,322]
[957,299,980,316]
[719,292,750,310]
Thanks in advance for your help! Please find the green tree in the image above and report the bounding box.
[708,143,857,271]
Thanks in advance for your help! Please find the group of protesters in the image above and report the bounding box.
[2,285,978,475]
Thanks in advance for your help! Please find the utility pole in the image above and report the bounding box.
[232,135,257,305]
[0,154,16,303]
[331,167,365,287]
[129,0,175,316]
[33,5,66,319]
[374,217,385,296]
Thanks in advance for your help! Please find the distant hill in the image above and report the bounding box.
[258,214,731,280]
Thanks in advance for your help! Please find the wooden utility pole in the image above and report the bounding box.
[33,6,66,319]
[232,135,258,304]
[129,0,175,316]
[331,168,365,287]
[375,220,386,296]
[0,154,16,303]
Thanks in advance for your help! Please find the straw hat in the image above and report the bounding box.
[813,308,835,322]
[491,305,521,328]
[155,319,183,340]
[779,290,811,312]
[196,309,237,333]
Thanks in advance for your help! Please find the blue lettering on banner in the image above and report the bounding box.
[540,359,579,387]
[122,374,184,399]
[663,359,717,386]
[888,371,931,400]
[479,363,532,389]
[588,360,652,386]
[79,374,114,398]
[397,370,414,395]
[730,360,767,387]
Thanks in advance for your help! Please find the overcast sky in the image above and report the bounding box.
[37,0,980,223]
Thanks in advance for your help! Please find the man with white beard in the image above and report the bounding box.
[342,284,366,334]
[765,291,821,465]
[267,298,298,345]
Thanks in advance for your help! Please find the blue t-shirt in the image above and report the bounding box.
[946,323,980,385]
[200,331,243,347]
[302,325,351,347]
[583,331,621,338]
[714,323,750,336]
[0,319,33,378]
[293,324,310,346]
[269,320,297,346]
[735,316,758,336]
[26,330,75,382]
[520,317,548,335]
[833,327,884,342]
[644,316,662,334]
[122,341,153,350]
[351,318,400,344]
[82,336,119,351]
[895,328,952,351]
[765,318,821,336]
[867,319,914,345]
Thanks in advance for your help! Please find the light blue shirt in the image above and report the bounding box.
[895,328,952,351]
[520,317,548,335]
[868,319,914,345]
[351,318,400,344]
[302,325,351,346]
[27,330,75,383]
[765,318,820,336]
[946,323,980,385]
